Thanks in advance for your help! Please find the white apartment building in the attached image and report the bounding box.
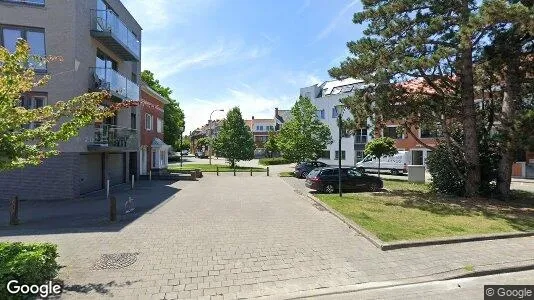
[300,78,370,166]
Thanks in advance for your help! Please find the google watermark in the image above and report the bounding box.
[6,280,62,298]
[485,285,534,299]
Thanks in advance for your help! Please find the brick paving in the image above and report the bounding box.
[0,175,533,299]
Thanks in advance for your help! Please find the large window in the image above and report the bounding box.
[335,151,346,160]
[383,126,403,139]
[156,118,163,133]
[320,150,330,159]
[354,128,367,144]
[316,109,325,119]
[20,93,46,129]
[1,26,46,71]
[145,113,153,131]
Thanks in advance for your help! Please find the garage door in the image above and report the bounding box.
[107,153,125,186]
[80,154,103,194]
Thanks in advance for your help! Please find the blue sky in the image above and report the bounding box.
[122,0,364,133]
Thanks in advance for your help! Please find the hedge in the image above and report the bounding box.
[0,242,60,299]
[258,157,291,165]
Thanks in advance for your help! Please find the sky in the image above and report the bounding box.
[122,0,364,133]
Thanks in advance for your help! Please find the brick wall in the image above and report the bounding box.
[0,153,79,201]
[140,89,165,170]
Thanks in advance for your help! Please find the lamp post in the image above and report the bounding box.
[209,109,224,165]
[335,103,345,197]
[179,125,185,168]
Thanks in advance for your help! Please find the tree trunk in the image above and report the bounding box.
[459,7,480,197]
[497,34,521,201]
[378,158,381,178]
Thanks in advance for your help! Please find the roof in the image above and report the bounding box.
[151,137,169,149]
[275,109,291,123]
[140,81,170,105]
[317,78,365,96]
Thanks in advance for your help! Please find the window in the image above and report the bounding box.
[316,109,325,119]
[157,118,163,133]
[151,150,156,168]
[383,126,403,139]
[355,150,364,162]
[320,150,330,159]
[335,151,346,160]
[332,107,339,118]
[96,50,118,70]
[20,94,46,129]
[145,113,153,131]
[347,168,362,178]
[354,128,367,144]
[1,26,46,71]
[1,0,45,5]
[130,112,136,129]
[420,125,440,138]
[256,125,264,131]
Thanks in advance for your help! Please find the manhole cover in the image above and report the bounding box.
[92,252,139,270]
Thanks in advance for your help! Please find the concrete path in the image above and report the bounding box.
[1,176,533,299]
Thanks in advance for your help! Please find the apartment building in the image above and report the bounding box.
[0,0,142,200]
[300,78,369,166]
[139,82,169,176]
[245,116,275,148]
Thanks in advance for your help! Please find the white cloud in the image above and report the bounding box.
[141,39,272,80]
[182,88,295,133]
[122,0,218,31]
[315,0,359,42]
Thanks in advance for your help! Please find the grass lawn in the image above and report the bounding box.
[316,179,534,242]
[279,171,295,177]
[168,163,266,172]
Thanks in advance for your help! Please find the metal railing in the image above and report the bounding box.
[90,9,140,58]
[91,124,138,149]
[91,67,139,101]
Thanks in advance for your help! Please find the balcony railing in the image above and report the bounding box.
[90,9,140,61]
[88,124,138,150]
[90,67,139,101]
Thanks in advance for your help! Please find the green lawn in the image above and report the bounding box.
[279,171,295,177]
[316,179,534,242]
[168,163,265,172]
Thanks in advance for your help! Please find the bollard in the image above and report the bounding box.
[131,174,135,189]
[109,195,117,222]
[267,167,269,177]
[217,166,219,176]
[106,179,110,200]
[233,168,236,176]
[149,170,152,181]
[192,170,197,180]
[9,196,19,225]
[250,168,252,176]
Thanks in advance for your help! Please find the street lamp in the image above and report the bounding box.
[209,109,224,165]
[335,103,345,197]
[179,125,185,168]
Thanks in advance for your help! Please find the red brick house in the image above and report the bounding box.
[139,82,170,175]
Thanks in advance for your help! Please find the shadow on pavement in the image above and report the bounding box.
[63,279,141,296]
[0,180,181,236]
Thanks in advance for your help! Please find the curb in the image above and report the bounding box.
[305,193,534,251]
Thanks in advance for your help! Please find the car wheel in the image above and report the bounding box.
[325,184,335,194]
[357,167,365,173]
[301,171,308,178]
[391,169,400,176]
[369,183,380,192]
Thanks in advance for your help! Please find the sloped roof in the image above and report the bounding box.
[319,78,364,96]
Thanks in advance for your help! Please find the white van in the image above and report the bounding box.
[355,151,409,175]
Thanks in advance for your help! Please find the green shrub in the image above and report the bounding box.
[427,144,466,196]
[259,157,290,165]
[0,242,60,299]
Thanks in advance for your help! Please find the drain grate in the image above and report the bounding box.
[92,252,139,270]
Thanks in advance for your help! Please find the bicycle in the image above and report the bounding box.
[124,196,135,214]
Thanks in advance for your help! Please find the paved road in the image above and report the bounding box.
[317,269,534,300]
[1,176,533,299]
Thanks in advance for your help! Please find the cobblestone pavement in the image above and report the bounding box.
[1,175,533,299]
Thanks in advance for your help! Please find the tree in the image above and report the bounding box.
[277,96,332,162]
[213,107,254,167]
[264,131,279,157]
[176,136,191,152]
[0,40,118,170]
[141,70,185,148]
[329,0,532,197]
[364,137,398,177]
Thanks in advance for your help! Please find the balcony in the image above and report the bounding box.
[90,67,139,101]
[87,124,138,151]
[90,9,140,61]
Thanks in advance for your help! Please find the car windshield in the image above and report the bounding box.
[308,169,320,178]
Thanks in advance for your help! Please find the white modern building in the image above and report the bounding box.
[300,78,370,166]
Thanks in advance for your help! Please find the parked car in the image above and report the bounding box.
[195,150,207,158]
[181,149,189,155]
[294,161,328,178]
[355,151,409,175]
[305,167,383,193]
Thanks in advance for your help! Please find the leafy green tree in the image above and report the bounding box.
[364,137,398,177]
[264,131,280,157]
[0,40,116,170]
[213,107,254,167]
[329,0,532,197]
[141,70,185,148]
[277,96,332,162]
[176,136,191,152]
[195,137,210,150]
